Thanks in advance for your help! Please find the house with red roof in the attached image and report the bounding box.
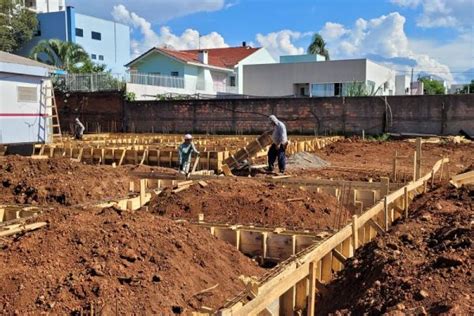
[124,43,275,99]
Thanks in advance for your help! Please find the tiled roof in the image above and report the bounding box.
[127,46,261,69]
[0,51,56,70]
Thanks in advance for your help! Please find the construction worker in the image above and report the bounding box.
[74,117,85,140]
[178,134,200,174]
[267,115,288,174]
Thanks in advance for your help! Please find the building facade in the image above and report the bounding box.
[0,51,54,144]
[18,6,130,74]
[23,0,65,13]
[125,45,275,99]
[243,58,398,97]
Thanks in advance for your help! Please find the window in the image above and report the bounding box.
[311,83,335,97]
[334,83,342,96]
[229,76,236,87]
[91,54,96,60]
[75,28,83,37]
[91,31,101,40]
[98,55,104,61]
[171,71,179,77]
[17,86,37,102]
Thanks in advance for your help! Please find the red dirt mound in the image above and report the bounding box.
[150,178,353,231]
[316,184,473,315]
[0,156,132,205]
[0,207,263,314]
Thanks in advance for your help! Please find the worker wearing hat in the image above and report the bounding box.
[74,117,85,140]
[178,134,200,174]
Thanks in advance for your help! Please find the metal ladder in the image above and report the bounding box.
[40,80,62,143]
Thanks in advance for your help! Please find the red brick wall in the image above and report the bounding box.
[56,92,474,136]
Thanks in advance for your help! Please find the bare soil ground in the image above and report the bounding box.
[291,139,474,181]
[316,184,473,315]
[0,156,133,205]
[150,177,353,231]
[0,207,263,314]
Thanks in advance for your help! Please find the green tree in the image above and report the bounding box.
[419,78,446,95]
[0,0,38,53]
[30,39,90,72]
[307,33,330,60]
[461,80,474,94]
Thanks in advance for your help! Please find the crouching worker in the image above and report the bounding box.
[178,134,200,174]
[267,115,288,174]
[74,117,85,140]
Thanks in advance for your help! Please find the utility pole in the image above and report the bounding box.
[410,67,414,95]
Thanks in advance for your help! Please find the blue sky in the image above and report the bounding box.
[67,0,473,82]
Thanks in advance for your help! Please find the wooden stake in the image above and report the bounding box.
[416,138,422,180]
[307,261,316,316]
[352,215,359,250]
[383,197,389,231]
[404,187,409,218]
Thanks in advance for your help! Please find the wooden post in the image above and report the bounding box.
[404,187,409,218]
[352,215,359,250]
[392,151,398,181]
[413,151,417,181]
[307,261,317,316]
[416,137,422,180]
[383,197,389,231]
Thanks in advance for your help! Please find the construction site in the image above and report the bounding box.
[1,116,473,315]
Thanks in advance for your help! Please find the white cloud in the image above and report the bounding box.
[320,22,349,40]
[68,0,227,23]
[390,0,473,29]
[321,12,455,82]
[254,30,306,58]
[112,5,228,57]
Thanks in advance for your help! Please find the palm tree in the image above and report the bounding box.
[307,34,330,60]
[30,39,90,72]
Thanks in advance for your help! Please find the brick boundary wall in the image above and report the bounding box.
[56,92,474,136]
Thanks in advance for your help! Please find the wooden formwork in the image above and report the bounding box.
[31,135,342,172]
[214,157,450,316]
[0,205,46,237]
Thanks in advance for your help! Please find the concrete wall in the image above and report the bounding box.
[56,93,474,136]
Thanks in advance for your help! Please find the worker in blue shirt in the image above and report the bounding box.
[267,115,288,174]
[178,134,200,174]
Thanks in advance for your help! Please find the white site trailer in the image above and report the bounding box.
[0,51,55,144]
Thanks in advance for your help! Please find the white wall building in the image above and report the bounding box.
[23,0,65,13]
[0,51,54,144]
[243,58,398,97]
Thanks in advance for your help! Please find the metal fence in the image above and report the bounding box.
[53,73,125,92]
[127,73,185,89]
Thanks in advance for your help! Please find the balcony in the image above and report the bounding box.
[127,73,185,89]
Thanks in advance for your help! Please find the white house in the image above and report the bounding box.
[243,56,399,97]
[125,44,275,99]
[0,51,54,144]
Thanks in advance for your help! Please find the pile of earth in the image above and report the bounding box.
[316,184,473,315]
[0,156,134,205]
[0,206,264,314]
[150,177,353,231]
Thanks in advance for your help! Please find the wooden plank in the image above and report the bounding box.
[279,287,294,315]
[294,278,308,313]
[0,222,47,237]
[332,249,347,263]
[306,262,317,316]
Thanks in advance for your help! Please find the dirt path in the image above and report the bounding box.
[0,207,264,314]
[316,184,473,315]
